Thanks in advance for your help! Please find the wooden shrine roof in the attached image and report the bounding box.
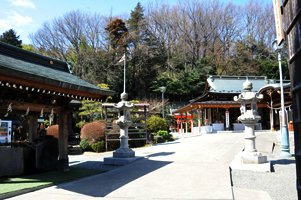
[0,42,114,101]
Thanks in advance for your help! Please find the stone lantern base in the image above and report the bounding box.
[113,147,135,158]
[240,151,267,164]
[104,156,142,166]
[230,151,271,172]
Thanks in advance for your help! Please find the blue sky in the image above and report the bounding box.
[0,0,272,44]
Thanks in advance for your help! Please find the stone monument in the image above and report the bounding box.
[233,79,267,164]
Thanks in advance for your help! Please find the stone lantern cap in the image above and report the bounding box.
[243,79,253,91]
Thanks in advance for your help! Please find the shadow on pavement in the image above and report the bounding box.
[271,159,295,165]
[146,151,175,158]
[56,152,174,197]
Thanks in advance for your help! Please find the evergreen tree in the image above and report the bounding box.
[105,18,128,51]
[127,3,166,98]
[0,29,22,48]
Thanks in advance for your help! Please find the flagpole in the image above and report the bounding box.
[123,53,126,94]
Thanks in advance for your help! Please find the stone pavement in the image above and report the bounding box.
[6,132,297,200]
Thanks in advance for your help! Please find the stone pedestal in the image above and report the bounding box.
[238,118,267,164]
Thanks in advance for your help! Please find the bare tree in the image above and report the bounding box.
[30,10,109,81]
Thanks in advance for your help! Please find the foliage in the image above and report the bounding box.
[76,83,110,128]
[97,83,110,90]
[80,120,106,144]
[30,1,278,101]
[79,139,91,151]
[146,115,167,134]
[77,100,102,125]
[91,140,105,152]
[22,44,38,53]
[76,120,86,129]
[157,130,170,141]
[153,135,165,144]
[0,29,22,48]
[105,18,128,50]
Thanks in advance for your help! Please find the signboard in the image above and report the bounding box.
[225,110,230,129]
[273,0,284,45]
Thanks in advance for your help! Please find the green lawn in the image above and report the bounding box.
[0,167,104,198]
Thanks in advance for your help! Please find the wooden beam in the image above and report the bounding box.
[0,100,61,113]
[0,74,105,100]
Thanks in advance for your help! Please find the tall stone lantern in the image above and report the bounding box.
[234,80,267,164]
[113,92,135,158]
[104,53,139,165]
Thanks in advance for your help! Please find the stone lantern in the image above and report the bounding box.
[234,79,267,164]
[104,53,140,165]
[113,92,135,158]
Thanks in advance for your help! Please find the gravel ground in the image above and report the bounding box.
[231,132,297,200]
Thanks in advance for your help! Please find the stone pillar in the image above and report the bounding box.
[225,109,230,130]
[57,107,71,170]
[28,114,38,142]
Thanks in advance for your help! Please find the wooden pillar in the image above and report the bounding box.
[28,114,38,142]
[58,107,71,170]
[208,108,212,125]
[204,108,207,125]
[185,112,188,133]
[180,120,183,133]
[144,105,149,141]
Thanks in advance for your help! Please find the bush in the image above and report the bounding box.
[80,139,91,151]
[153,135,165,143]
[157,130,170,141]
[46,125,58,138]
[147,115,167,134]
[80,120,106,144]
[91,140,105,152]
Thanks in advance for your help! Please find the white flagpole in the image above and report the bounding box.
[123,53,126,93]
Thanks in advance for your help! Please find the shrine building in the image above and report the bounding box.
[173,75,292,134]
[0,41,114,176]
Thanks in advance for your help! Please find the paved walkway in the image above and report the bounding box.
[7,132,297,200]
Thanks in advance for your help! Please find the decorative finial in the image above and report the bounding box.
[243,77,252,92]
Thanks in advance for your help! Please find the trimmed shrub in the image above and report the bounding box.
[80,139,91,151]
[146,115,167,134]
[46,125,58,138]
[91,140,105,152]
[80,120,106,144]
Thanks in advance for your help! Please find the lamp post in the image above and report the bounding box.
[272,39,291,158]
[159,86,166,118]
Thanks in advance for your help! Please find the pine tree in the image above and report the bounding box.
[127,3,166,98]
[0,29,22,48]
